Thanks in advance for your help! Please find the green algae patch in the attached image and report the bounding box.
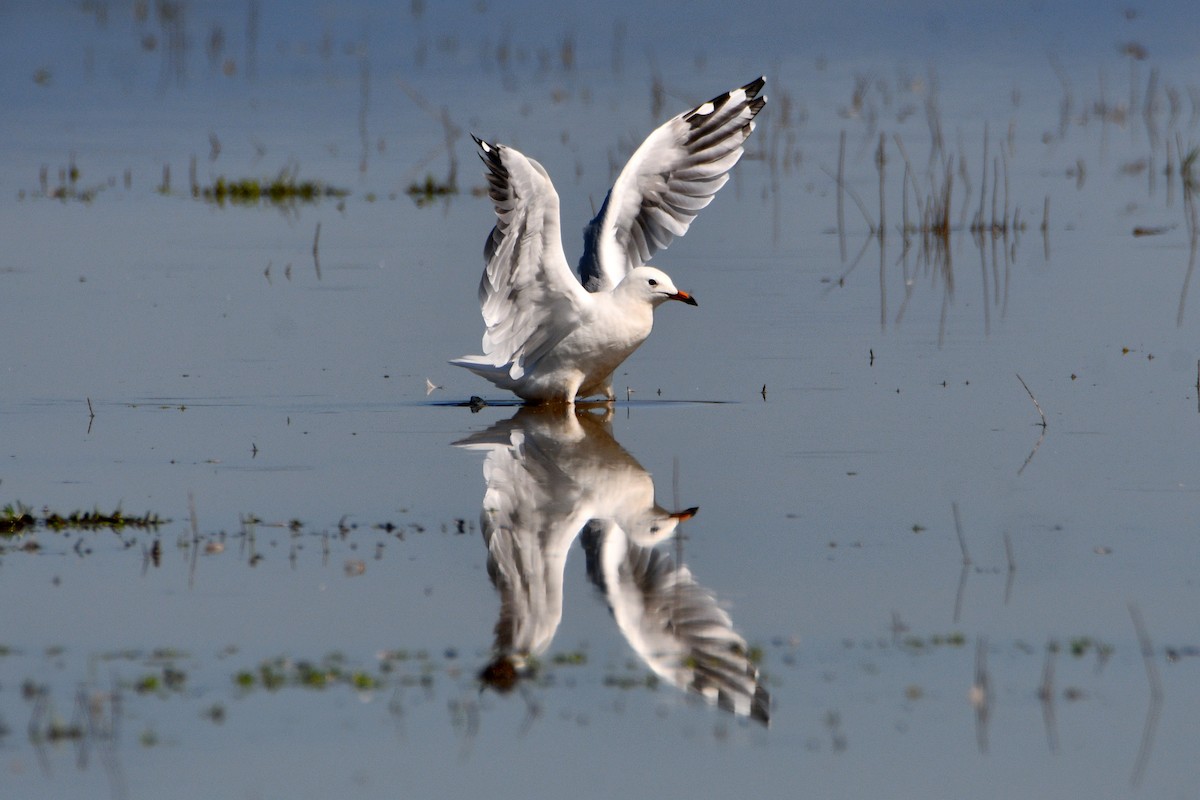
[198,175,349,207]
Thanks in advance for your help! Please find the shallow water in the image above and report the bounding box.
[3,2,1200,798]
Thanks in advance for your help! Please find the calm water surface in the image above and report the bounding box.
[2,2,1199,798]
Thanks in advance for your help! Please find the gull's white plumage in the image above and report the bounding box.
[452,77,766,403]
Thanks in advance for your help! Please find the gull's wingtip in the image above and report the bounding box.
[470,133,496,155]
[743,77,767,115]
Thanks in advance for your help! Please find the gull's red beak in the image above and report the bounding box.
[670,506,699,522]
[671,290,699,306]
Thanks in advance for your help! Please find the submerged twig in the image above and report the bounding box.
[1018,423,1047,477]
[821,164,877,233]
[1041,195,1051,261]
[837,130,847,260]
[951,502,970,624]
[1177,216,1198,326]
[188,492,200,589]
[823,231,873,294]
[1129,603,1163,787]
[1016,373,1047,428]
[892,133,925,230]
[1016,374,1048,474]
[1002,531,1016,604]
[312,222,322,280]
[358,56,370,175]
[1038,643,1059,754]
[875,132,886,241]
[952,502,970,565]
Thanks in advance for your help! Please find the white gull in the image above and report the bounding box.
[452,77,766,403]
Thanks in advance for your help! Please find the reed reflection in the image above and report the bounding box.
[455,406,769,724]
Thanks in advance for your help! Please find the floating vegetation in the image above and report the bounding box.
[198,171,349,207]
[406,173,457,207]
[901,632,968,650]
[234,652,407,694]
[134,667,187,695]
[1048,636,1115,661]
[1,502,168,535]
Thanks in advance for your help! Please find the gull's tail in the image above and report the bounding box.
[450,355,517,389]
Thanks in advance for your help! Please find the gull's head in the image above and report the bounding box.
[625,505,699,547]
[622,266,698,308]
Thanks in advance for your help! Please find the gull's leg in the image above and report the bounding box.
[566,375,585,405]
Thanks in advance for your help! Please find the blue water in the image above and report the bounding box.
[2,2,1199,798]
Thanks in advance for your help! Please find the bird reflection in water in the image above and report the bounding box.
[454,406,769,725]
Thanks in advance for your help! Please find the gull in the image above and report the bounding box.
[452,77,766,403]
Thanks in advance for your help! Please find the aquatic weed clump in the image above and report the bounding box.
[1,502,167,535]
[1,503,37,534]
[405,173,457,207]
[198,172,349,207]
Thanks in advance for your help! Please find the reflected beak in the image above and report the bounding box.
[671,290,699,306]
[669,506,700,522]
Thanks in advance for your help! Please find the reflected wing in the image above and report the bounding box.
[582,524,770,724]
[471,136,591,378]
[456,414,591,659]
[578,77,766,292]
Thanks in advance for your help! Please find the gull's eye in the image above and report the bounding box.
[648,278,658,287]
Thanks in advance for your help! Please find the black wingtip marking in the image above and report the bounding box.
[474,136,502,163]
[472,133,502,157]
[683,77,768,129]
[472,135,510,194]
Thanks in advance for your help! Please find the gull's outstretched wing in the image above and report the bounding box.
[578,77,766,293]
[467,136,591,378]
